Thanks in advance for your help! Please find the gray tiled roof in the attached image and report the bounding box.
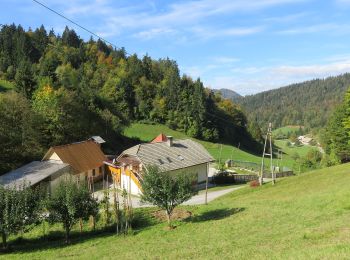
[118,139,214,172]
[0,160,70,188]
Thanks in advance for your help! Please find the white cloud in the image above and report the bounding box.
[52,0,303,39]
[278,23,350,35]
[336,0,350,5]
[207,58,350,95]
[212,56,240,64]
[133,28,176,40]
[263,12,311,23]
[190,26,264,40]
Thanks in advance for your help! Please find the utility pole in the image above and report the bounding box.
[259,123,275,185]
[205,163,209,205]
[219,144,223,168]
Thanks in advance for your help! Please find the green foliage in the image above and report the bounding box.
[0,92,45,174]
[238,74,350,129]
[0,183,42,249]
[247,120,263,142]
[141,165,196,226]
[5,164,350,258]
[322,88,350,163]
[0,24,259,175]
[46,178,98,243]
[0,79,14,92]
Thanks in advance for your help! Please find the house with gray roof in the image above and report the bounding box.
[0,160,71,192]
[113,136,214,195]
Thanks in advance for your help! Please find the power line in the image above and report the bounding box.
[32,0,129,55]
[8,3,243,131]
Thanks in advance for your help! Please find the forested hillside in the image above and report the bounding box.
[213,88,242,101]
[237,74,350,129]
[0,24,258,175]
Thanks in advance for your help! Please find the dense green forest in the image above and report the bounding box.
[321,87,350,164]
[237,74,350,129]
[0,24,259,175]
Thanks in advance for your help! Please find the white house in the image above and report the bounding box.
[111,136,215,195]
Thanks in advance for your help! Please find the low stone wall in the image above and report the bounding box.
[231,174,258,183]
[212,170,294,185]
[262,171,294,178]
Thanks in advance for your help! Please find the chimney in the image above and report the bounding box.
[166,136,173,147]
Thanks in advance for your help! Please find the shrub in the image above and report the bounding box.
[46,177,98,243]
[213,172,235,184]
[249,180,260,187]
[141,165,196,227]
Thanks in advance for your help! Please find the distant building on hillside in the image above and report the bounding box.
[297,135,313,145]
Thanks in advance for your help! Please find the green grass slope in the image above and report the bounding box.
[4,163,350,259]
[273,125,303,136]
[0,79,14,92]
[124,123,262,164]
[124,123,315,170]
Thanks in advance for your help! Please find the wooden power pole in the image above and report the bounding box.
[259,122,275,186]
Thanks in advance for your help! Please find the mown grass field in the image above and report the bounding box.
[0,79,14,92]
[272,125,303,136]
[124,123,316,171]
[124,123,262,164]
[3,163,350,259]
[274,139,318,170]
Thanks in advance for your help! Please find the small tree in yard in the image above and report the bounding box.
[46,178,98,243]
[0,183,42,250]
[141,165,197,228]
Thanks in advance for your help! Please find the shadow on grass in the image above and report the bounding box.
[1,209,158,254]
[186,207,245,223]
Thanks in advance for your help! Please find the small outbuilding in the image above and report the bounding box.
[0,160,71,192]
[42,140,107,182]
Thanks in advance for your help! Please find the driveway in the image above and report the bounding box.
[94,185,244,208]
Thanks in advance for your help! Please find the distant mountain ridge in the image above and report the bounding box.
[236,73,350,129]
[213,88,242,100]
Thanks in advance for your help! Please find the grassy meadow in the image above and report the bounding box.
[0,79,14,92]
[124,123,262,163]
[272,125,303,136]
[3,163,350,259]
[124,123,316,171]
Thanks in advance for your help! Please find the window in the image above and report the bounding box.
[99,166,103,174]
[158,158,164,165]
[92,169,96,177]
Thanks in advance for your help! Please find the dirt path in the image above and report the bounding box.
[94,185,245,208]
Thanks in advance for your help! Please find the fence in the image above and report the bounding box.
[213,170,294,184]
[262,171,294,178]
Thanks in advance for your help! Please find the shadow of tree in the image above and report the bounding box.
[1,209,159,254]
[186,208,245,223]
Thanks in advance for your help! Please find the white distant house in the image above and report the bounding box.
[297,135,314,145]
[106,135,215,195]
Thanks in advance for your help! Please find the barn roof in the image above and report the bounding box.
[118,139,214,172]
[0,160,70,188]
[43,140,107,173]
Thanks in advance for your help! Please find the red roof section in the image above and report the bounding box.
[151,133,168,143]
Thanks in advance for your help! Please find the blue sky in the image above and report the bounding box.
[2,0,350,95]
